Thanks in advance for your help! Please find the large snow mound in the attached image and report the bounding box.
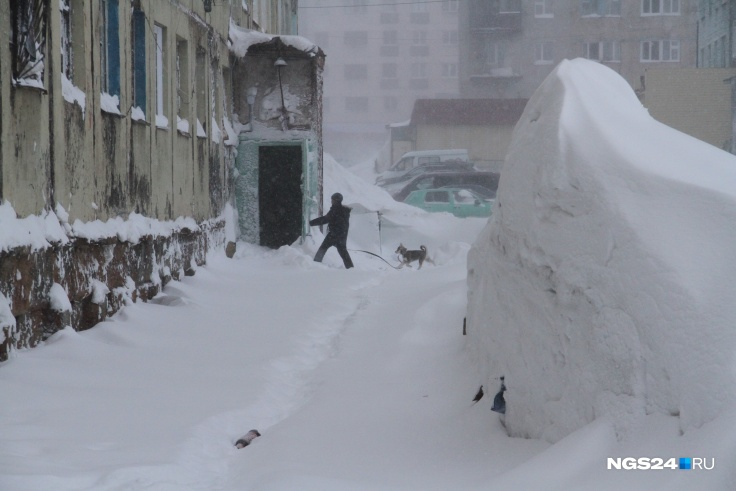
[467,58,736,443]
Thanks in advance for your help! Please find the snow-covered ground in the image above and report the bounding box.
[2,59,736,490]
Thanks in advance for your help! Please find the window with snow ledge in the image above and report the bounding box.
[132,7,146,119]
[101,92,122,116]
[11,0,48,89]
[155,23,168,128]
[177,116,191,136]
[100,0,121,104]
[196,119,207,138]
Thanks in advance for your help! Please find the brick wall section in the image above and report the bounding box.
[0,220,225,361]
[644,67,736,151]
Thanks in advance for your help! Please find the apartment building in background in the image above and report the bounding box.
[697,0,735,67]
[459,0,698,99]
[299,0,462,164]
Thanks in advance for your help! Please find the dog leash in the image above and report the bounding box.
[349,249,402,269]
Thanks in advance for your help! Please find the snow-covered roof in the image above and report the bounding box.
[228,21,322,58]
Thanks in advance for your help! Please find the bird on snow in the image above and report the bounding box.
[471,385,484,403]
[235,429,261,449]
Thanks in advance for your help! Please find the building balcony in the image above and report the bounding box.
[469,12,521,32]
[469,64,521,79]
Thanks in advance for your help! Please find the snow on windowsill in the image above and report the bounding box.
[223,117,238,146]
[61,73,86,118]
[177,116,191,136]
[156,114,169,130]
[101,92,122,116]
[211,117,222,143]
[13,77,46,91]
[131,106,146,123]
[196,119,207,138]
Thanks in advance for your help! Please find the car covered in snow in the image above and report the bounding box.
[403,188,493,218]
[390,170,500,202]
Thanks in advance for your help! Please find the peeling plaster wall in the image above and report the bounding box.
[0,222,225,362]
[232,42,325,244]
[0,2,301,359]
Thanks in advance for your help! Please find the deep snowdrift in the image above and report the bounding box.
[467,58,736,443]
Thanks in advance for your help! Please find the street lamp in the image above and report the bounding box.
[245,86,258,131]
[274,57,288,130]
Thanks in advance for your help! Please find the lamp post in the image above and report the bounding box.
[274,57,288,130]
[246,86,258,131]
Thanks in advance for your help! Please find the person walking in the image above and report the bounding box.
[309,192,354,269]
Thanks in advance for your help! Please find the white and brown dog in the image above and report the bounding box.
[395,244,434,269]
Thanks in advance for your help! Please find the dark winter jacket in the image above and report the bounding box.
[309,203,351,239]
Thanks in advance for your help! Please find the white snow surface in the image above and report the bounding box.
[468,59,736,446]
[100,92,121,115]
[61,73,86,115]
[1,60,735,490]
[229,21,319,58]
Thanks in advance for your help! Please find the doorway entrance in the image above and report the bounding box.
[258,145,303,248]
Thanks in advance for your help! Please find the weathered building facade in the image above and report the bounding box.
[0,0,322,361]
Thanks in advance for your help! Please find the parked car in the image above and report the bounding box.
[437,183,496,201]
[375,149,469,185]
[403,188,493,218]
[379,160,477,189]
[391,171,500,202]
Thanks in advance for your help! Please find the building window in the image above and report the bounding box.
[535,0,554,17]
[535,41,554,64]
[411,63,427,78]
[583,41,621,62]
[176,38,189,124]
[382,63,398,78]
[196,48,207,136]
[383,31,398,45]
[346,96,369,112]
[642,0,680,15]
[11,0,48,87]
[344,31,368,47]
[412,31,428,45]
[442,31,458,45]
[441,63,458,77]
[100,0,120,97]
[344,64,368,80]
[500,0,522,12]
[154,24,167,125]
[581,0,621,16]
[60,0,72,80]
[132,7,146,115]
[442,0,459,13]
[348,0,367,14]
[641,39,680,61]
[384,96,398,111]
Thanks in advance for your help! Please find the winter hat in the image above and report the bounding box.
[331,193,343,203]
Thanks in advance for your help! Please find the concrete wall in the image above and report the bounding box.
[0,1,312,360]
[0,0,251,223]
[644,67,736,151]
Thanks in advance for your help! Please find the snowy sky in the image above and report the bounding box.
[1,60,735,490]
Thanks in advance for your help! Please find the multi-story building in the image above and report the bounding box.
[459,0,698,99]
[299,0,462,164]
[0,0,324,360]
[697,0,735,67]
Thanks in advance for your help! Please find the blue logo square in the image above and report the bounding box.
[679,458,692,470]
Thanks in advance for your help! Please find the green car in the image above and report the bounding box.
[403,188,493,218]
